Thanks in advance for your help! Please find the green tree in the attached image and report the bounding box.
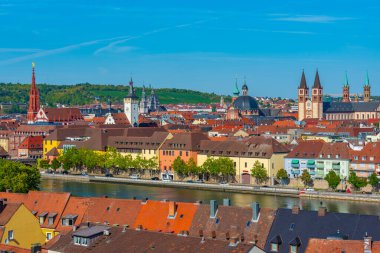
[300,169,313,187]
[173,156,188,178]
[37,159,50,171]
[0,159,40,193]
[186,158,199,178]
[324,170,341,190]
[368,173,379,191]
[202,157,218,177]
[348,172,368,190]
[51,158,61,171]
[251,161,269,184]
[217,157,235,181]
[276,168,289,185]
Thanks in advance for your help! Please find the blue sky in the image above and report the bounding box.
[0,0,379,98]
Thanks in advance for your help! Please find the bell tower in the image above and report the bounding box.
[124,78,139,127]
[342,72,350,102]
[27,62,40,124]
[298,70,308,121]
[311,70,323,119]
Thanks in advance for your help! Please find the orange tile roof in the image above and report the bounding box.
[24,191,71,229]
[56,197,89,233]
[306,238,380,253]
[85,197,142,227]
[133,201,198,234]
[0,192,28,203]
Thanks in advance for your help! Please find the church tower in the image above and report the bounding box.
[124,78,139,127]
[298,70,309,121]
[232,78,240,102]
[342,72,350,102]
[311,70,323,119]
[139,85,148,114]
[27,62,40,124]
[364,72,371,102]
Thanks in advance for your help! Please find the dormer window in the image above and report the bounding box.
[73,225,110,247]
[269,235,282,252]
[62,214,78,226]
[38,212,48,225]
[48,212,57,225]
[289,237,301,253]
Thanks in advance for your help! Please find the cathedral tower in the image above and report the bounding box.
[311,70,323,119]
[124,78,139,127]
[298,70,309,121]
[342,72,350,103]
[139,85,148,114]
[364,72,371,102]
[27,62,40,124]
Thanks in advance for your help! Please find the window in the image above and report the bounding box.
[186,152,189,157]
[8,230,13,240]
[48,217,54,225]
[271,243,278,252]
[245,162,247,168]
[46,232,52,240]
[290,245,298,253]
[39,216,45,225]
[180,151,182,156]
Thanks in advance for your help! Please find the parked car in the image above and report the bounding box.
[186,180,194,183]
[81,172,88,176]
[151,177,159,181]
[219,181,229,185]
[195,179,204,183]
[130,174,140,179]
[105,172,113,177]
[61,170,69,175]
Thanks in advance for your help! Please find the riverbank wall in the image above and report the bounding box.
[41,173,380,203]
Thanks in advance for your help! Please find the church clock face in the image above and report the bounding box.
[306,100,312,110]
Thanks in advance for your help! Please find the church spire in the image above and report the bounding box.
[233,78,240,96]
[299,69,307,89]
[313,69,322,89]
[127,77,137,98]
[27,62,40,124]
[344,71,349,87]
[365,71,370,87]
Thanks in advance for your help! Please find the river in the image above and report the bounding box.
[40,179,380,215]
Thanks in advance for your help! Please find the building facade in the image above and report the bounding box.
[124,78,139,127]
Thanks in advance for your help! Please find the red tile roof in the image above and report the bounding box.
[18,135,43,149]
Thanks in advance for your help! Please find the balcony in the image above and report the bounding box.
[316,163,324,169]
[291,169,300,175]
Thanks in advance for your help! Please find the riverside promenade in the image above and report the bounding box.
[41,173,380,203]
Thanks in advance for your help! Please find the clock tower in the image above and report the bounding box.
[124,78,139,127]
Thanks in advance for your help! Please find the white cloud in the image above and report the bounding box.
[0,36,129,65]
[0,48,42,53]
[272,15,353,23]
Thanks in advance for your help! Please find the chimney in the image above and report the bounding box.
[251,202,260,222]
[292,205,300,214]
[210,200,218,218]
[223,198,231,206]
[168,201,177,218]
[136,224,143,231]
[211,230,216,239]
[364,233,372,253]
[199,229,204,237]
[318,207,327,216]
[229,236,239,247]
[225,232,230,240]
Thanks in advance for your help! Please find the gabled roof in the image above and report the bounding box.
[18,135,43,149]
[46,226,255,253]
[24,191,71,229]
[161,132,209,151]
[189,204,275,248]
[86,197,142,227]
[133,200,199,234]
[46,147,60,157]
[56,197,89,233]
[305,238,380,253]
[0,203,21,226]
[265,208,380,253]
[39,108,83,123]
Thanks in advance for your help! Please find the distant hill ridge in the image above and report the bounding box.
[0,83,229,106]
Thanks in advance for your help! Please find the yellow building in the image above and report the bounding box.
[198,137,289,184]
[0,202,45,249]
